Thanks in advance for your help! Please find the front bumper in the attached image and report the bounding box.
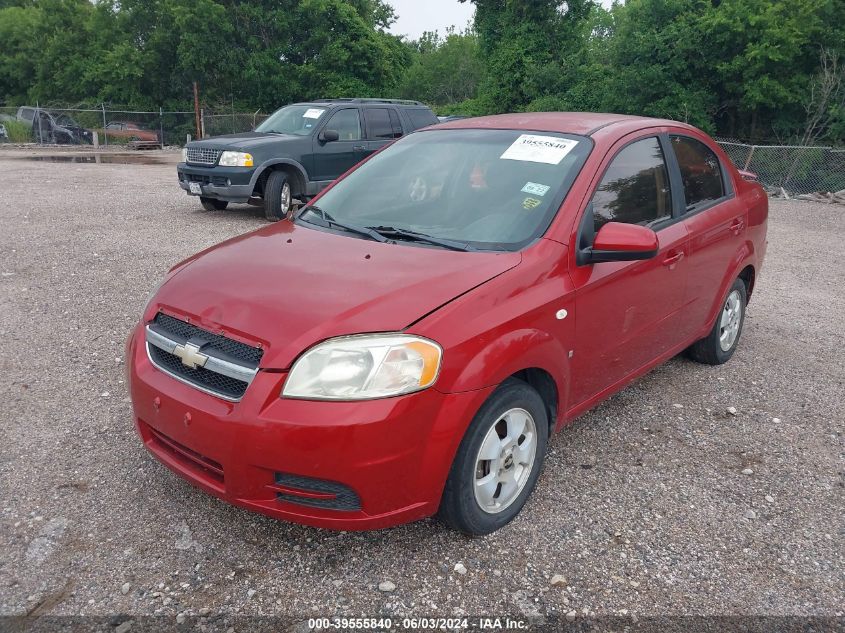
[126,325,492,530]
[176,162,255,203]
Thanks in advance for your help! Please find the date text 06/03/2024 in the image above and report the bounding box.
[307,616,530,630]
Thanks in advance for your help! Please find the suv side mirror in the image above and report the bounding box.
[319,129,340,143]
[581,222,658,264]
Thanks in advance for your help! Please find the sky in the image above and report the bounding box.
[387,0,616,40]
[387,0,475,40]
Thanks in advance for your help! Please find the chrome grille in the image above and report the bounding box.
[186,147,221,166]
[145,313,262,401]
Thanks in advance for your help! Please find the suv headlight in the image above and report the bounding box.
[218,151,253,167]
[282,334,442,400]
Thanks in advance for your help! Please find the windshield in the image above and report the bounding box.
[299,128,591,250]
[255,105,327,136]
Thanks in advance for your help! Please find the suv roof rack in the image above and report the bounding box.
[310,98,425,106]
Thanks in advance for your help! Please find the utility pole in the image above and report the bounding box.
[193,81,201,139]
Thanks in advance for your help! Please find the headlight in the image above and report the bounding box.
[282,334,442,400]
[218,151,254,167]
[181,147,188,162]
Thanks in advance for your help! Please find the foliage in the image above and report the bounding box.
[0,0,842,144]
[465,0,593,114]
[398,28,483,106]
[0,0,409,111]
[1,118,31,142]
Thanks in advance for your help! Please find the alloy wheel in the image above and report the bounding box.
[473,407,538,514]
[719,289,743,351]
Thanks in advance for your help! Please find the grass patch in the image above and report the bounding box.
[1,119,33,143]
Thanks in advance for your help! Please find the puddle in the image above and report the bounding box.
[20,154,167,165]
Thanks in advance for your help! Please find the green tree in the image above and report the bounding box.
[399,28,483,106]
[463,0,593,113]
[0,5,42,103]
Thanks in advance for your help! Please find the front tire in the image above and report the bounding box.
[438,378,549,536]
[264,170,292,221]
[687,278,747,365]
[200,197,228,211]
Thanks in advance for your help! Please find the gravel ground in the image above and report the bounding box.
[0,148,843,626]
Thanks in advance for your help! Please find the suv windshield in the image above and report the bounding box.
[299,128,591,250]
[255,105,327,136]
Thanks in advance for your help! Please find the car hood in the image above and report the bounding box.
[150,222,521,369]
[189,132,300,150]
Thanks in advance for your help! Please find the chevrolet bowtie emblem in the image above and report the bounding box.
[173,342,208,369]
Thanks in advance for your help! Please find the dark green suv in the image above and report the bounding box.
[177,98,439,220]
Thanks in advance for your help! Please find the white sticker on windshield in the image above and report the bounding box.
[522,182,551,196]
[303,108,324,119]
[501,135,578,165]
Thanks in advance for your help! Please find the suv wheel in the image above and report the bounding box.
[200,197,228,211]
[687,277,747,365]
[265,171,292,221]
[438,378,548,536]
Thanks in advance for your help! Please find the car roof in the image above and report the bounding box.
[296,99,426,108]
[432,112,699,138]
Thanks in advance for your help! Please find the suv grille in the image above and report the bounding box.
[146,313,263,400]
[186,147,221,166]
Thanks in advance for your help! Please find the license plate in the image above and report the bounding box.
[189,182,202,195]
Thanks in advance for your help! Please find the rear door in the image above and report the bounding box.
[362,107,403,155]
[667,133,744,339]
[569,134,690,408]
[312,108,368,181]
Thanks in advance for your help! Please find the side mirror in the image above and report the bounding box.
[319,129,340,143]
[581,222,658,264]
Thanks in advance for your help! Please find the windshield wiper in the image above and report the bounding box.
[366,226,476,252]
[299,206,389,243]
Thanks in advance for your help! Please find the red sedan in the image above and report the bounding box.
[127,113,767,535]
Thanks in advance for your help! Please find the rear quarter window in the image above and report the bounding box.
[406,108,439,131]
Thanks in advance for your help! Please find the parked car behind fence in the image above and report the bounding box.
[16,107,93,145]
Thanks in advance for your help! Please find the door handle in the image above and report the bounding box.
[730,218,745,234]
[662,251,684,267]
[353,145,366,151]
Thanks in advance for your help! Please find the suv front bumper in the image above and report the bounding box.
[177,162,255,203]
[126,323,492,530]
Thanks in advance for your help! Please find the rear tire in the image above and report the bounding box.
[687,278,747,365]
[200,197,228,211]
[438,378,548,536]
[264,170,292,221]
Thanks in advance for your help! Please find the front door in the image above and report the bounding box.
[312,108,367,181]
[569,135,690,409]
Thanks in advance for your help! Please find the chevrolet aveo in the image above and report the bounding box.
[127,113,768,535]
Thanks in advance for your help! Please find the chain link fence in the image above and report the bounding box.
[0,104,197,147]
[201,109,269,137]
[717,139,845,200]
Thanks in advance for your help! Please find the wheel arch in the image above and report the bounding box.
[702,244,757,335]
[738,264,755,302]
[437,328,570,433]
[251,159,309,198]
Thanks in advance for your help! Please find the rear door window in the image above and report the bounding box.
[670,135,725,211]
[591,137,672,231]
[388,110,403,138]
[364,108,398,140]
